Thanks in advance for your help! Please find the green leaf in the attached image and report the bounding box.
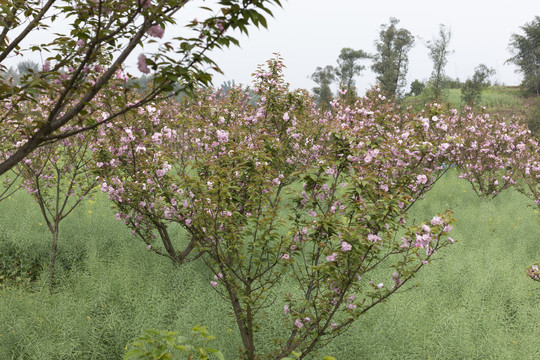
[123,348,143,359]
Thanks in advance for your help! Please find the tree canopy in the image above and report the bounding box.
[371,17,415,98]
[0,0,282,176]
[507,16,540,96]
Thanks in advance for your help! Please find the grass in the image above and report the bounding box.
[404,86,526,119]
[0,172,539,359]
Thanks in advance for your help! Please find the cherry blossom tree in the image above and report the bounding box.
[0,0,282,176]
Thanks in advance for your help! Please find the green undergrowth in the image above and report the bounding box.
[0,172,539,359]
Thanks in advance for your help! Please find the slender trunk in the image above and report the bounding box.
[48,224,59,293]
[226,282,256,359]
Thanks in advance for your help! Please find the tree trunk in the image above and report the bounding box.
[48,225,59,293]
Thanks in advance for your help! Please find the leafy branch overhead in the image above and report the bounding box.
[0,0,282,176]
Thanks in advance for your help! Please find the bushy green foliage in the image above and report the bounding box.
[0,172,539,359]
[124,327,224,360]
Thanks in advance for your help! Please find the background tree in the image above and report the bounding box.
[0,0,282,177]
[507,16,540,96]
[311,65,335,110]
[427,24,453,101]
[408,79,425,96]
[334,47,370,102]
[461,64,495,106]
[371,18,415,98]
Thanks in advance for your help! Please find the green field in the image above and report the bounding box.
[404,86,527,118]
[1,171,539,359]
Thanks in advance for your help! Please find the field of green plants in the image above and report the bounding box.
[1,171,539,359]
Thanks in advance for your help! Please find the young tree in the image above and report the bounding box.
[427,24,453,101]
[97,57,457,359]
[371,18,415,98]
[0,0,282,177]
[17,103,98,291]
[311,65,335,110]
[334,47,370,102]
[507,16,540,96]
[460,64,495,106]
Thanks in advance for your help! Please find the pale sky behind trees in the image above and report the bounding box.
[209,0,540,94]
[8,0,539,95]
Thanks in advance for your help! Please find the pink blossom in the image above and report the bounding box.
[294,319,303,328]
[284,305,290,315]
[367,234,381,243]
[139,0,151,8]
[346,303,356,310]
[416,174,428,185]
[216,20,224,32]
[147,25,164,39]
[326,253,338,262]
[42,61,50,72]
[216,129,229,143]
[210,281,218,287]
[376,283,384,289]
[185,218,192,227]
[138,54,150,74]
[430,216,443,226]
[281,253,290,260]
[341,241,352,252]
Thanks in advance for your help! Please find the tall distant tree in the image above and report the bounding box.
[334,47,370,100]
[311,65,335,109]
[507,16,540,96]
[427,24,453,101]
[461,64,495,106]
[371,18,415,98]
[17,60,40,76]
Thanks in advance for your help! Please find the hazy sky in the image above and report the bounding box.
[209,0,539,93]
[7,0,538,95]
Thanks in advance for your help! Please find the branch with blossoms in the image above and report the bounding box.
[445,107,532,198]
[271,100,457,357]
[0,0,283,176]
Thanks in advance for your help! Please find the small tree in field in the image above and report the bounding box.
[460,64,495,106]
[96,57,457,359]
[426,24,453,102]
[408,79,425,97]
[17,99,97,291]
[0,0,282,177]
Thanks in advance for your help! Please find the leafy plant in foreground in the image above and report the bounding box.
[124,326,224,360]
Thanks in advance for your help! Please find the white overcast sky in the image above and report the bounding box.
[208,0,539,94]
[7,0,539,95]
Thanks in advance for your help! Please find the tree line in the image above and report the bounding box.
[312,16,540,109]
